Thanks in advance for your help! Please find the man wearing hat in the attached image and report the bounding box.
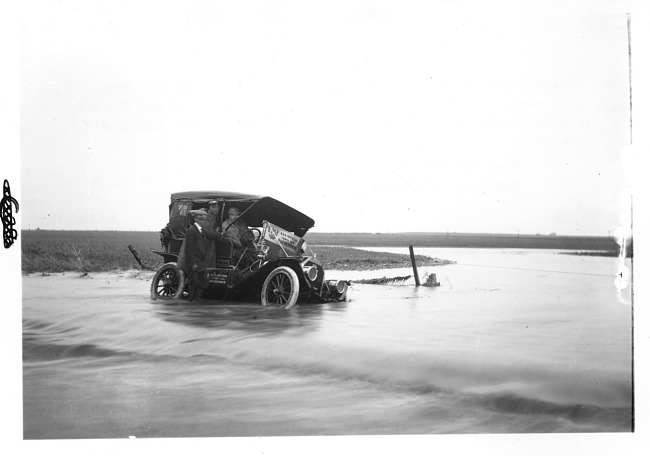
[184,209,222,302]
[222,206,248,249]
[207,200,222,230]
[204,200,222,268]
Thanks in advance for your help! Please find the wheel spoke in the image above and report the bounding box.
[262,268,297,307]
[159,283,172,296]
[154,267,181,298]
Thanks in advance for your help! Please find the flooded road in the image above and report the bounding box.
[22,248,633,438]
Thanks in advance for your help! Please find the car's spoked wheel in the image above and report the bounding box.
[261,266,299,309]
[150,263,185,300]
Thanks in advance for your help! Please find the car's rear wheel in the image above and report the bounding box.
[151,263,185,300]
[261,266,299,309]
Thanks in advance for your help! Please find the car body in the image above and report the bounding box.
[150,191,348,309]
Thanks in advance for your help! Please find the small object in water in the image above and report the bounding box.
[422,273,440,287]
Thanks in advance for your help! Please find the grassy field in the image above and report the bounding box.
[303,231,623,251]
[21,231,162,273]
[20,230,448,273]
[21,229,629,273]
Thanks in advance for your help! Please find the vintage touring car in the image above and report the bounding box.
[150,191,348,309]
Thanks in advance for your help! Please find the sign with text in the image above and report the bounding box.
[261,220,303,258]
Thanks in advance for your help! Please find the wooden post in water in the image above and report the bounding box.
[409,245,420,287]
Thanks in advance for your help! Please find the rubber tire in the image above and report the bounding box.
[150,263,186,300]
[261,266,300,309]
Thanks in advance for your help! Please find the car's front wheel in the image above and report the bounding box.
[150,263,185,300]
[261,266,299,309]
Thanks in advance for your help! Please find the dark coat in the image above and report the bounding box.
[184,223,221,272]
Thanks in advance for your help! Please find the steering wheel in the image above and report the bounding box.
[240,228,262,248]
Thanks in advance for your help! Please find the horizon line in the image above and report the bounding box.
[20,228,617,239]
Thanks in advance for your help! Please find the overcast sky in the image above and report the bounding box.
[16,0,636,235]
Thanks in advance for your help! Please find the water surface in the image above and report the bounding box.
[22,248,633,438]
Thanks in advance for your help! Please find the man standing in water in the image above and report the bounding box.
[205,200,222,268]
[185,209,222,302]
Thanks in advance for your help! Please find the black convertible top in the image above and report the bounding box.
[170,191,315,237]
[171,190,262,202]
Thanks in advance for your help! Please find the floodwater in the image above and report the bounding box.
[22,248,633,439]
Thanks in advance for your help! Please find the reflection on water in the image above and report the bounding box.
[22,249,633,438]
[153,299,352,341]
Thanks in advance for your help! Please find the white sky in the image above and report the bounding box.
[14,0,638,235]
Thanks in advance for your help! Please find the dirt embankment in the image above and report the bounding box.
[310,246,453,271]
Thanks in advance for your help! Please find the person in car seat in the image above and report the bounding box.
[207,200,222,230]
[222,207,247,247]
[222,207,257,269]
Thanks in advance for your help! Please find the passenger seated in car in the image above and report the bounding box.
[207,200,222,230]
[222,207,257,269]
[222,207,247,248]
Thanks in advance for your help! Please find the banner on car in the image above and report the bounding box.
[261,220,303,258]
